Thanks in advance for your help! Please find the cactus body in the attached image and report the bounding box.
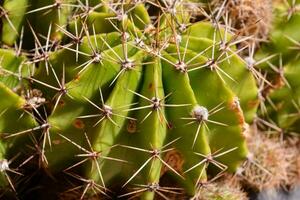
[0,1,259,199]
[255,0,300,135]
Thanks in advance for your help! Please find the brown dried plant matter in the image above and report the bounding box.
[238,125,294,191]
[213,0,273,43]
[192,174,248,200]
[285,136,300,188]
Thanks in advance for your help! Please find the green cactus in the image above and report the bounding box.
[0,82,37,195]
[0,1,259,199]
[254,0,300,135]
[0,0,74,48]
[0,0,28,45]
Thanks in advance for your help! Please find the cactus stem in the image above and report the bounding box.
[184,147,238,176]
[120,138,184,187]
[0,1,260,197]
[285,34,300,53]
[64,171,111,199]
[77,25,105,68]
[59,133,127,189]
[285,0,300,20]
[75,54,103,75]
[57,22,83,61]
[106,2,128,22]
[127,90,190,111]
[0,6,18,35]
[27,23,53,74]
[26,0,73,15]
[187,50,238,84]
[185,44,212,66]
[25,65,71,112]
[0,67,21,81]
[118,182,183,199]
[285,99,300,117]
[80,90,136,127]
[75,2,102,19]
[125,91,189,124]
[267,54,291,89]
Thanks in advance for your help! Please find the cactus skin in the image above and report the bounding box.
[0,48,32,90]
[1,0,74,47]
[254,0,300,135]
[0,1,259,199]
[0,83,36,195]
[1,0,28,45]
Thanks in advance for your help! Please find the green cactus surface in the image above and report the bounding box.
[0,0,260,199]
[255,0,300,135]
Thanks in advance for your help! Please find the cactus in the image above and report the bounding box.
[0,0,260,199]
[0,0,74,47]
[0,82,37,196]
[252,0,300,135]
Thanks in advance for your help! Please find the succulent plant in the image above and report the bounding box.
[0,82,37,193]
[253,0,300,135]
[0,0,260,199]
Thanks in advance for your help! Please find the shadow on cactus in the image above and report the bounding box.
[0,0,258,199]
